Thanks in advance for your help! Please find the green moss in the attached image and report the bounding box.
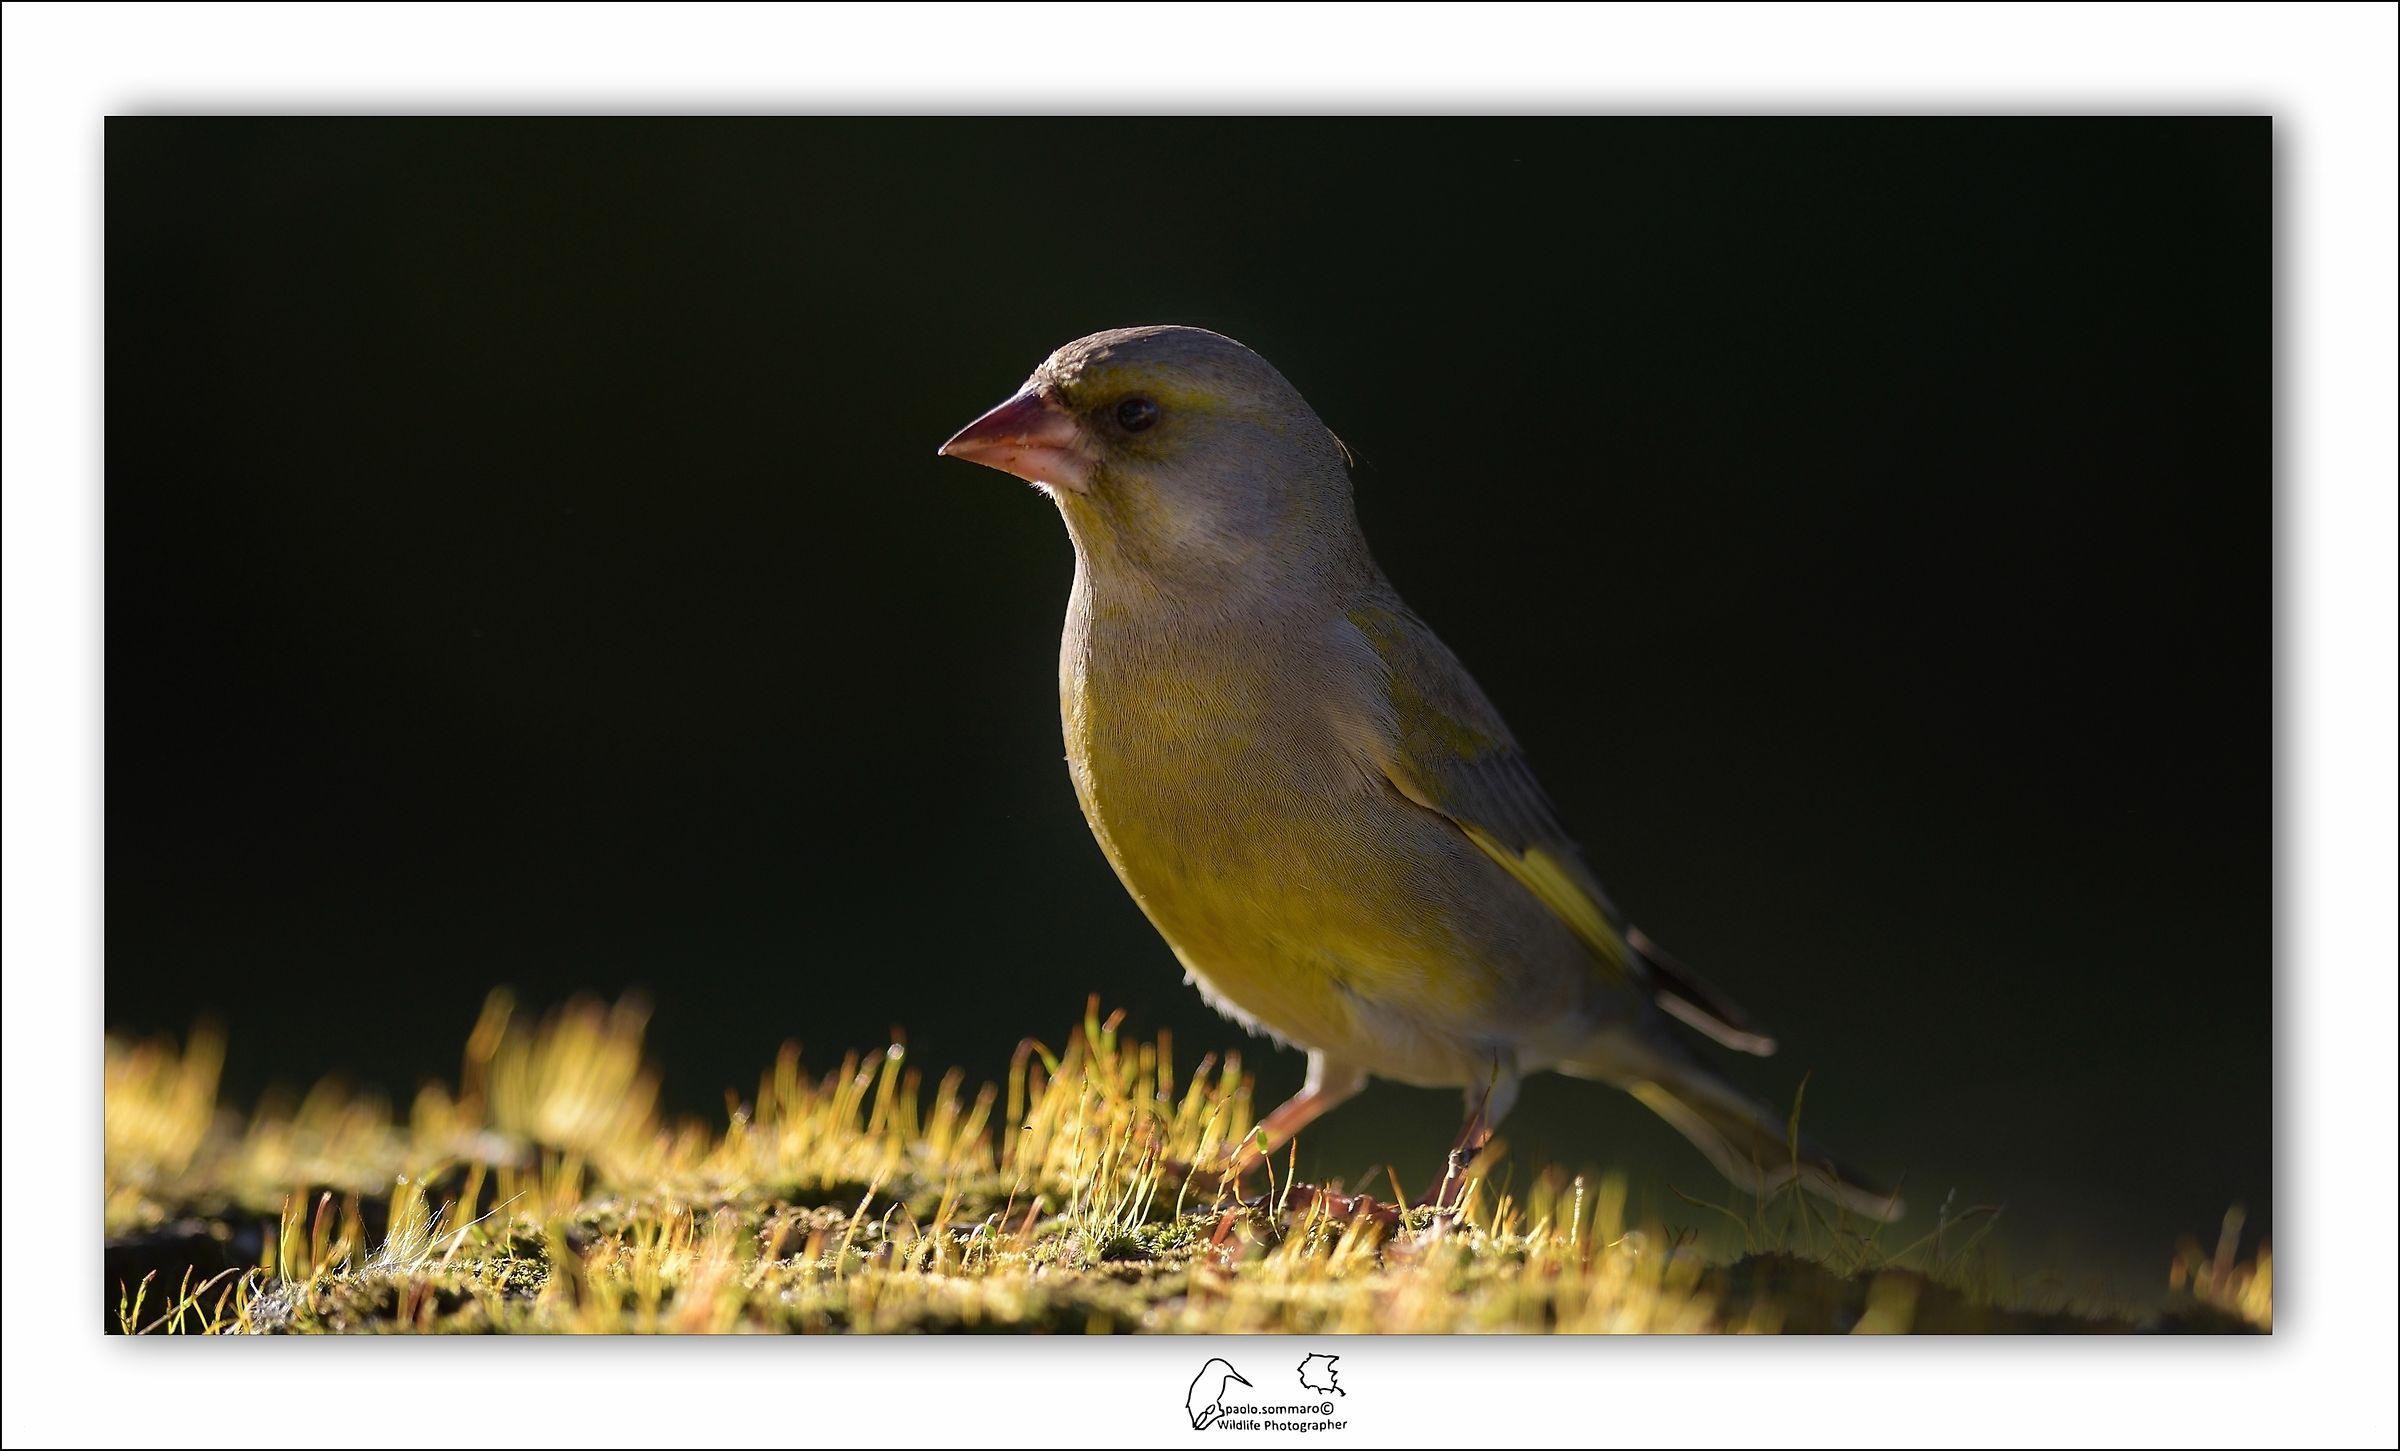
[101,996,2266,1335]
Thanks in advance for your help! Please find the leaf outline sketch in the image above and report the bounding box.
[1295,1352,1345,1396]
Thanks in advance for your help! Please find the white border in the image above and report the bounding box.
[7,4,2394,1448]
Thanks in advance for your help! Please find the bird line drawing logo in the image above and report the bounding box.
[1185,1358,1251,1430]
[1184,1353,1351,1431]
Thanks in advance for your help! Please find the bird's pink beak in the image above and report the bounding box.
[937,389,1091,495]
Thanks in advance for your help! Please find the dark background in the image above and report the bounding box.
[108,119,2267,1293]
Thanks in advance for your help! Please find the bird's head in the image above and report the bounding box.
[939,325,1361,594]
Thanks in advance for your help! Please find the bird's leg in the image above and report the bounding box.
[1202,1051,1396,1223]
[1224,1050,1367,1188]
[1427,1055,1520,1211]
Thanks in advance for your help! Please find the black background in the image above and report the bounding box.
[108,119,2267,1292]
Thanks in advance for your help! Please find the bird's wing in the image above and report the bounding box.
[1342,602,1638,978]
[1341,602,1776,1053]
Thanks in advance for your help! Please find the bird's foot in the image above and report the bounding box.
[1160,1157,1413,1229]
[1260,1183,1403,1227]
[1413,1139,1498,1218]
[1154,1155,1255,1207]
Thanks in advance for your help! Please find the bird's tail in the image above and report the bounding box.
[1563,1036,1904,1223]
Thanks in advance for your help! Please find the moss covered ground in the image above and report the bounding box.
[103,995,2269,1335]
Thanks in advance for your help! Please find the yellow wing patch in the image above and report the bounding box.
[1351,605,1632,983]
[1458,826,1633,978]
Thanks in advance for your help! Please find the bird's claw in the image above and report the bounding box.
[1266,1184,1403,1226]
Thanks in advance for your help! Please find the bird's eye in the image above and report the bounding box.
[1113,396,1161,433]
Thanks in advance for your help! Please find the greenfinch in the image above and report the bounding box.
[941,325,1899,1219]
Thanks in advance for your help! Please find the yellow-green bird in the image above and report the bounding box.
[940,325,1899,1219]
